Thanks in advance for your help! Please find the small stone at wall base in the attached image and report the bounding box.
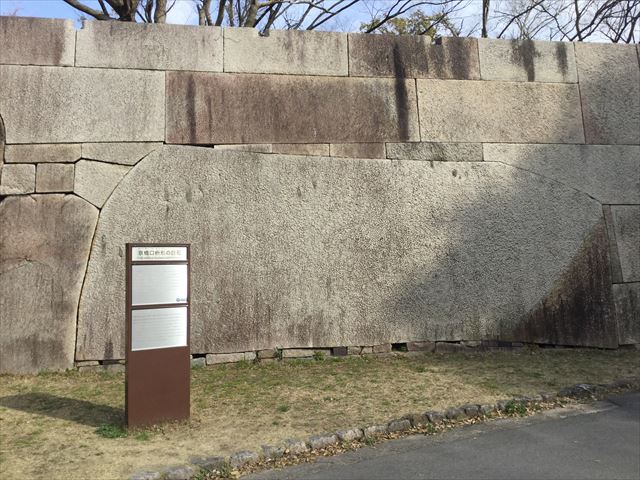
[361,347,373,355]
[388,419,412,433]
[347,346,363,355]
[307,433,338,450]
[435,342,469,353]
[282,349,315,358]
[229,451,259,468]
[0,164,35,195]
[445,408,466,420]
[462,405,480,418]
[406,341,435,352]
[76,360,99,367]
[425,411,445,424]
[479,404,497,415]
[261,445,285,459]
[206,352,245,365]
[363,425,388,437]
[336,428,363,442]
[257,349,277,359]
[284,438,309,455]
[190,455,226,471]
[162,465,196,480]
[36,163,74,192]
[244,351,257,361]
[402,413,428,427]
[129,471,162,480]
[372,344,391,354]
[190,357,206,368]
[332,347,348,356]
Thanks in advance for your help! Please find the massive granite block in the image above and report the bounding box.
[483,144,640,204]
[575,43,640,145]
[74,160,131,208]
[418,80,584,143]
[0,195,98,373]
[0,65,164,144]
[5,144,82,163]
[348,35,480,79]
[76,21,223,71]
[478,39,577,83]
[0,16,75,66]
[166,73,419,144]
[76,146,610,360]
[224,28,347,76]
[387,142,483,162]
[614,283,639,345]
[610,206,640,282]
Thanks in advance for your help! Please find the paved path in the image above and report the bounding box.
[246,393,640,480]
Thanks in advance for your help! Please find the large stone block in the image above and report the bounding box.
[224,28,347,76]
[81,143,162,166]
[483,144,640,205]
[5,144,81,163]
[0,164,35,195]
[417,80,584,143]
[387,142,482,162]
[478,39,577,83]
[575,43,640,144]
[614,283,639,345]
[36,163,74,193]
[0,65,165,143]
[610,206,640,282]
[74,160,131,208]
[76,21,223,71]
[76,146,611,360]
[0,16,75,66]
[348,35,480,79]
[330,143,385,159]
[0,195,98,373]
[166,73,419,144]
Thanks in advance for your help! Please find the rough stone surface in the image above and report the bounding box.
[425,411,444,424]
[417,80,584,143]
[76,147,608,359]
[272,144,330,156]
[190,357,206,368]
[614,283,639,346]
[387,142,482,162]
[257,349,277,359]
[462,405,480,418]
[478,39,577,83]
[610,206,640,283]
[361,347,373,355]
[388,419,412,432]
[162,465,196,480]
[349,35,480,79]
[575,43,640,145]
[479,404,497,415]
[0,195,98,373]
[5,144,81,164]
[81,143,162,166]
[282,349,315,358]
[36,163,74,193]
[190,455,226,471]
[224,28,347,76]
[373,344,392,354]
[402,413,428,427]
[76,21,222,71]
[347,346,363,355]
[166,73,419,144]
[332,346,348,356]
[284,439,309,455]
[244,351,257,361]
[229,451,259,468]
[483,144,640,205]
[129,471,161,480]
[261,445,285,459]
[363,425,388,437]
[214,144,273,153]
[308,434,339,450]
[604,206,624,284]
[330,143,385,159]
[445,408,466,420]
[74,160,131,208]
[0,16,74,66]
[205,352,245,365]
[336,428,363,442]
[0,65,165,143]
[0,164,35,195]
[540,392,557,403]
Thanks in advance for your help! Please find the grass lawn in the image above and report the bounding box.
[1,348,638,480]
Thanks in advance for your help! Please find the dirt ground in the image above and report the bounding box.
[1,348,638,480]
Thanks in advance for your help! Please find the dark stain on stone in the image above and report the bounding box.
[296,186,302,198]
[435,38,472,80]
[186,185,193,203]
[452,169,458,177]
[185,75,197,144]
[104,340,114,360]
[510,39,540,82]
[392,43,410,141]
[311,179,317,190]
[0,113,5,165]
[554,42,569,78]
[510,219,618,348]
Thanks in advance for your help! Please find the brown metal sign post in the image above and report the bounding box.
[125,243,191,428]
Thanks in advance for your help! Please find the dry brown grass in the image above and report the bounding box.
[1,348,638,480]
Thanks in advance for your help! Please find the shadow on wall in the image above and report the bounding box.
[0,393,124,427]
[0,112,5,183]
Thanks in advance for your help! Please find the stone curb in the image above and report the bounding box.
[128,377,639,479]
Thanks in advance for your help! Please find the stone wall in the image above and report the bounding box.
[0,16,638,373]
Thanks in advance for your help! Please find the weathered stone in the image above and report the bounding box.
[76,21,222,71]
[224,28,347,76]
[348,35,479,79]
[330,143,385,159]
[575,43,640,145]
[445,408,466,420]
[129,471,162,480]
[214,144,273,153]
[496,400,510,411]
[76,360,100,367]
[336,428,363,442]
[257,349,277,359]
[0,195,98,373]
[190,455,226,471]
[166,73,419,144]
[361,347,373,355]
[479,404,496,416]
[102,363,125,373]
[272,144,330,156]
[363,425,388,437]
[540,392,557,403]
[0,164,35,195]
[284,439,308,455]
[0,16,74,66]
[282,349,315,359]
[261,445,285,459]
[205,352,245,365]
[372,344,391,354]
[462,405,480,418]
[190,357,206,368]
[347,346,363,355]
[5,144,81,164]
[614,283,639,346]
[402,413,428,427]
[36,163,74,193]
[610,206,640,283]
[81,143,162,166]
[0,65,164,143]
[425,411,445,424]
[462,341,482,348]
[417,80,584,143]
[76,147,608,359]
[386,142,482,162]
[478,39,577,83]
[435,342,468,353]
[604,206,624,284]
[388,419,412,432]
[332,347,348,357]
[307,433,338,450]
[483,144,640,205]
[74,160,131,208]
[406,341,435,352]
[244,351,257,361]
[229,451,259,468]
[558,384,597,399]
[162,465,197,480]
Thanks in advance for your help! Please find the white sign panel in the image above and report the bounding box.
[131,307,188,351]
[132,246,187,262]
[132,264,188,306]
